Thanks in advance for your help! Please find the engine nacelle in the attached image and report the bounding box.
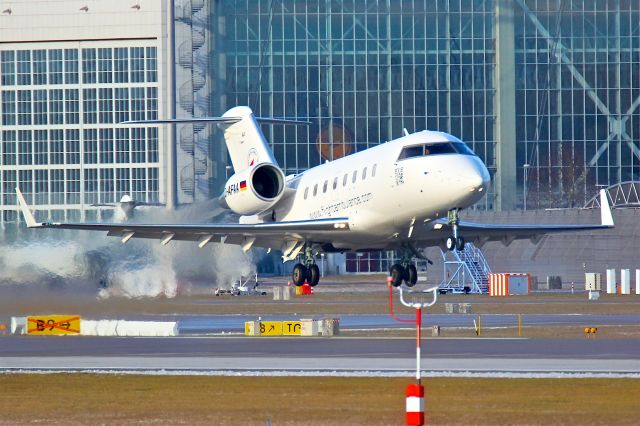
[221,163,285,215]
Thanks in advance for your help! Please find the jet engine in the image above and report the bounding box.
[221,163,285,215]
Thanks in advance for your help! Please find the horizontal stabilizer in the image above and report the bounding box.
[121,117,241,125]
[255,117,311,126]
[121,117,311,126]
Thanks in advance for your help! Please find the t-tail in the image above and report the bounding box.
[121,106,310,173]
[220,106,279,171]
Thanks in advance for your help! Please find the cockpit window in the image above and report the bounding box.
[424,143,457,155]
[397,141,475,161]
[452,142,475,156]
[397,145,424,160]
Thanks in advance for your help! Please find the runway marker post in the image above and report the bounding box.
[518,313,522,337]
[387,277,438,426]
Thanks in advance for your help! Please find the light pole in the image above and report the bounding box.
[523,164,530,210]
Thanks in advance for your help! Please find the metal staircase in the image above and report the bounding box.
[439,243,491,294]
[175,0,212,201]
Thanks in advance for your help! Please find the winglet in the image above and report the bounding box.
[600,189,614,227]
[15,187,41,228]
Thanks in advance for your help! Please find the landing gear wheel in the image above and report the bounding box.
[389,264,405,287]
[446,236,456,251]
[307,264,320,287]
[292,263,307,286]
[406,264,418,287]
[455,236,465,251]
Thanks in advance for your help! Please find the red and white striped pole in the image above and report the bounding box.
[406,307,425,426]
[416,307,422,383]
[390,282,437,426]
[406,383,425,426]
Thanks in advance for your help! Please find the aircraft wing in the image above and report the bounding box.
[425,189,614,246]
[15,188,349,255]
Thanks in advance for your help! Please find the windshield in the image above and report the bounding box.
[397,141,476,161]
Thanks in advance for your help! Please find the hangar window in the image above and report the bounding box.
[333,177,338,190]
[352,170,357,183]
[313,184,318,196]
[372,164,377,177]
[304,187,309,200]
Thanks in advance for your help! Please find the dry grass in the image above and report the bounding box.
[0,374,638,425]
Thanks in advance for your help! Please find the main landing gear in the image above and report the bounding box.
[389,263,418,288]
[388,244,429,288]
[291,245,320,287]
[445,208,465,251]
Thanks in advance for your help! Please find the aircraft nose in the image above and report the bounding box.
[463,159,490,194]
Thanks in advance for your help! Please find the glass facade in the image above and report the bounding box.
[0,43,161,222]
[212,0,496,209]
[514,0,640,208]
[198,0,639,271]
[206,0,640,212]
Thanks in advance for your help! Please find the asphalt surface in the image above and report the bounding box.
[1,336,639,375]
[2,336,640,359]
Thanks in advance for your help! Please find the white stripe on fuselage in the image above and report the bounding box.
[270,130,489,249]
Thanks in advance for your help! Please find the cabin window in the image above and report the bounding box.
[333,177,338,190]
[343,173,348,186]
[372,164,377,177]
[304,187,309,199]
[352,170,357,183]
[362,167,367,180]
[313,184,318,196]
[323,180,328,193]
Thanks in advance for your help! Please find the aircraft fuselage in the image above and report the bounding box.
[265,130,491,250]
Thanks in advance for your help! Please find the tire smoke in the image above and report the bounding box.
[0,198,256,298]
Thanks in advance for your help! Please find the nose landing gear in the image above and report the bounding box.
[446,208,465,251]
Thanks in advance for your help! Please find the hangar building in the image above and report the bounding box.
[1,1,638,278]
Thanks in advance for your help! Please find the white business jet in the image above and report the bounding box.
[16,106,614,287]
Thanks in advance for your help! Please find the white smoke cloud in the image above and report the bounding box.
[0,198,257,299]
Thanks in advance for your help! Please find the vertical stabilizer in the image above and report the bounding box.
[221,106,277,171]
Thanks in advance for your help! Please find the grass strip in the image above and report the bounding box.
[0,374,638,425]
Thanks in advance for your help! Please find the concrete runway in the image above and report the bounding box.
[2,336,639,375]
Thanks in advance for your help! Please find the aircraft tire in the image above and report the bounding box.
[389,264,405,287]
[406,264,418,287]
[446,236,456,251]
[455,236,465,251]
[308,264,320,287]
[292,263,307,286]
